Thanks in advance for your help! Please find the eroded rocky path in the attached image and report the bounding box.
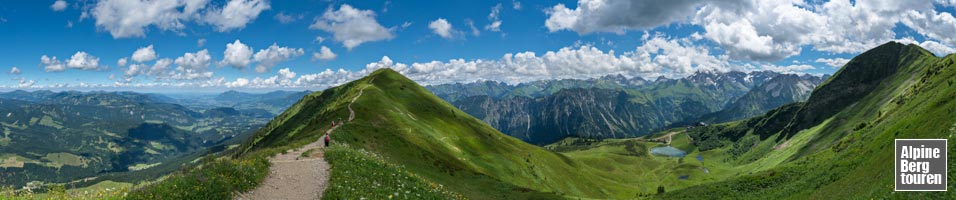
[236,141,330,200]
[237,76,375,200]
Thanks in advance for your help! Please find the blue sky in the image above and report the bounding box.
[0,0,954,92]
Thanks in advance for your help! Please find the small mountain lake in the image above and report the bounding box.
[678,175,690,180]
[650,146,687,157]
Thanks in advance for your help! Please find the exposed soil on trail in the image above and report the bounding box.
[237,76,375,200]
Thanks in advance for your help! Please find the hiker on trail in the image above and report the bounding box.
[325,121,334,147]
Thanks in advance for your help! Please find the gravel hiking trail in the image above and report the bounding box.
[237,76,374,200]
[647,131,683,145]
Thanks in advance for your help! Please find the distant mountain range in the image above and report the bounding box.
[427,70,826,144]
[677,73,829,125]
[0,90,306,188]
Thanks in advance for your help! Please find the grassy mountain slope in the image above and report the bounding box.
[242,69,748,199]
[662,42,955,199]
[243,69,587,198]
[232,42,953,199]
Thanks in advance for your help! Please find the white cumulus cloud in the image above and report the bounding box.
[170,50,215,80]
[91,0,208,38]
[51,0,68,11]
[225,68,297,88]
[225,77,249,88]
[117,57,128,67]
[290,34,739,88]
[90,0,268,38]
[171,49,214,80]
[18,79,35,88]
[544,0,956,62]
[313,46,337,61]
[310,4,395,50]
[175,49,212,70]
[66,51,105,71]
[147,58,173,77]
[122,63,147,80]
[131,45,158,62]
[252,43,304,73]
[41,55,66,72]
[759,64,816,74]
[220,39,253,69]
[815,58,850,68]
[429,18,456,39]
[295,68,365,87]
[897,38,956,57]
[545,0,703,34]
[274,12,299,24]
[277,67,296,79]
[203,0,270,32]
[485,3,503,32]
[901,9,956,48]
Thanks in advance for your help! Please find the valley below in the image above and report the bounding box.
[0,90,308,191]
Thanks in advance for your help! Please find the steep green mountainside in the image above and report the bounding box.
[781,42,932,138]
[0,91,268,188]
[445,71,815,145]
[662,42,956,199]
[243,69,584,198]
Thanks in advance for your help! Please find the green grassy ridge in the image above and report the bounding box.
[252,69,587,198]
[1,149,270,199]
[323,143,463,199]
[245,68,742,199]
[661,42,956,199]
[124,152,270,200]
[103,69,457,200]
[782,42,935,138]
